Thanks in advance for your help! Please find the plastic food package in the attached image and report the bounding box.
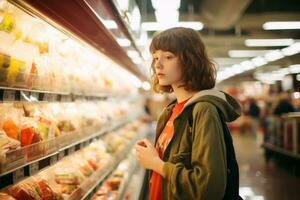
[0,130,20,153]
[0,192,16,200]
[8,181,43,200]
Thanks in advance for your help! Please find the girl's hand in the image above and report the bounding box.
[135,139,165,176]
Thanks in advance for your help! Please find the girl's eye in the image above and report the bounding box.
[153,57,159,61]
[166,55,173,59]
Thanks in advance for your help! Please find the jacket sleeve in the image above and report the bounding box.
[163,103,227,200]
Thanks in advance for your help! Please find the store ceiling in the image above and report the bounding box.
[136,0,300,83]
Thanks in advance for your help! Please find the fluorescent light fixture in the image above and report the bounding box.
[132,57,143,64]
[116,0,129,10]
[103,20,118,29]
[231,64,244,74]
[241,60,255,70]
[264,50,284,62]
[228,50,270,58]
[151,0,181,11]
[127,50,139,58]
[245,39,294,47]
[116,38,131,47]
[263,21,300,30]
[251,56,268,67]
[281,42,300,56]
[131,6,141,31]
[289,64,300,73]
[155,10,179,24]
[142,22,204,31]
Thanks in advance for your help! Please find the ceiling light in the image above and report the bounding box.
[228,50,270,58]
[245,39,294,47]
[289,64,300,73]
[264,50,284,62]
[251,56,268,67]
[241,60,255,70]
[155,10,179,24]
[103,20,118,29]
[132,57,143,64]
[263,21,300,30]
[151,0,181,11]
[142,22,204,31]
[281,42,300,56]
[127,50,139,58]
[116,38,131,47]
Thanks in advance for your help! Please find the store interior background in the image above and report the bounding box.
[0,0,300,200]
[139,1,300,200]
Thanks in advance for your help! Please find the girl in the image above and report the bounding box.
[135,27,241,200]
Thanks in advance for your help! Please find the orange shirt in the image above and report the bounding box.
[149,98,190,200]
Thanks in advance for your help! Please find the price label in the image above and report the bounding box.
[20,91,30,101]
[29,162,39,175]
[61,95,72,102]
[30,92,39,102]
[69,146,75,155]
[50,155,58,165]
[58,151,65,160]
[12,168,24,183]
[3,90,16,101]
[44,93,57,102]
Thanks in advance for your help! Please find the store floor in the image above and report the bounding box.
[233,133,300,200]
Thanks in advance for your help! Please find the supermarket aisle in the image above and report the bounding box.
[233,133,300,200]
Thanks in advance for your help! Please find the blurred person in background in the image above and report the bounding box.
[248,98,260,136]
[135,27,242,200]
[273,93,296,116]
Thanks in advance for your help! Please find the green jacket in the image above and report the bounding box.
[154,90,241,200]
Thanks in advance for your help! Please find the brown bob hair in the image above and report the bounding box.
[150,27,216,93]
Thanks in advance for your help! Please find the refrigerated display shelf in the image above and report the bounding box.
[115,157,139,200]
[80,130,147,200]
[0,87,139,102]
[0,112,143,189]
[124,166,146,200]
[263,143,300,160]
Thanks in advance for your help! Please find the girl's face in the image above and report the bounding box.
[153,50,183,87]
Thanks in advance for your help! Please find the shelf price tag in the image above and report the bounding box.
[3,90,16,101]
[12,168,24,183]
[69,146,75,155]
[30,92,39,102]
[29,162,39,175]
[44,93,57,102]
[61,95,72,102]
[20,91,30,101]
[58,151,65,160]
[50,155,58,165]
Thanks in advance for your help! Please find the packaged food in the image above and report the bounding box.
[54,169,80,185]
[20,113,46,147]
[0,130,20,153]
[59,184,77,195]
[36,179,63,200]
[2,119,18,140]
[0,12,16,33]
[0,192,16,200]
[9,181,42,200]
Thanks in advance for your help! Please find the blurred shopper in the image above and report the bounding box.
[273,93,296,116]
[135,27,242,200]
[248,98,260,136]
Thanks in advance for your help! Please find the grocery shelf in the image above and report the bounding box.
[0,87,140,102]
[80,130,147,200]
[116,157,139,200]
[262,143,300,160]
[125,167,146,200]
[0,112,143,189]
